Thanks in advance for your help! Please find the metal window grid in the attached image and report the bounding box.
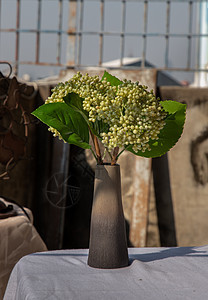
[0,0,207,77]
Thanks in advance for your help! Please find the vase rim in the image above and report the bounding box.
[96,163,120,166]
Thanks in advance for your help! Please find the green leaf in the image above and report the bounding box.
[161,100,184,114]
[32,102,91,149]
[64,92,90,125]
[101,71,123,86]
[92,118,109,138]
[127,100,186,158]
[64,92,85,113]
[64,92,109,139]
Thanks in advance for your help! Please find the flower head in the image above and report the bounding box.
[46,72,167,153]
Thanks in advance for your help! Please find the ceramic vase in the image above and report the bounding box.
[88,164,129,269]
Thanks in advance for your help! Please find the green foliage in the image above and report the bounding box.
[64,92,89,125]
[127,100,186,158]
[101,71,123,86]
[32,102,91,149]
[32,71,186,163]
[64,92,109,139]
[92,118,109,139]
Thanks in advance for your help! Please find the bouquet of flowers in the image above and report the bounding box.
[32,71,186,164]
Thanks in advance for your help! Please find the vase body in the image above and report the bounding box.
[88,164,129,269]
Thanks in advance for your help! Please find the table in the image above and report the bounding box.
[0,199,47,299]
[4,245,208,300]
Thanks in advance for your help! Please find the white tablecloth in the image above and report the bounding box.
[4,246,208,300]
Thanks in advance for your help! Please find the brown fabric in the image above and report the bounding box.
[0,200,47,299]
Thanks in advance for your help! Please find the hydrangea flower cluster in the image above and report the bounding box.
[46,72,167,153]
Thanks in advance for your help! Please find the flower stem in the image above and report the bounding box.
[116,148,126,160]
[111,147,119,165]
[90,148,98,162]
[89,128,103,164]
[106,148,112,160]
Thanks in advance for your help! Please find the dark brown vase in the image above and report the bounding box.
[88,164,129,269]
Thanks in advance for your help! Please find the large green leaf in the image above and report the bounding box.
[32,102,91,149]
[127,100,186,158]
[64,92,109,139]
[64,92,89,125]
[101,71,123,86]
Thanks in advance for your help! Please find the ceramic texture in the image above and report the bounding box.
[88,164,129,269]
